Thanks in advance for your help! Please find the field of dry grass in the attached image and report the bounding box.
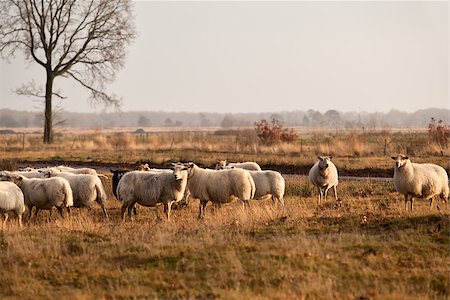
[0,175,448,299]
[0,129,449,299]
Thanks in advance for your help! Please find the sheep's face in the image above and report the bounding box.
[172,163,188,181]
[391,154,409,169]
[38,170,53,178]
[138,163,151,171]
[215,160,227,170]
[318,156,332,170]
[0,172,22,183]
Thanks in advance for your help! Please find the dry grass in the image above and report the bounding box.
[1,176,448,299]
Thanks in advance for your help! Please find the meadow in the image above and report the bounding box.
[0,128,448,299]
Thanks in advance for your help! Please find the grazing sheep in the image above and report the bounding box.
[248,170,285,206]
[41,170,108,217]
[391,154,449,210]
[215,160,262,171]
[308,156,339,204]
[0,181,25,227]
[8,170,46,179]
[186,163,256,218]
[110,169,130,199]
[55,165,108,179]
[0,171,73,221]
[117,163,189,221]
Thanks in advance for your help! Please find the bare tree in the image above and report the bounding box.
[0,0,136,143]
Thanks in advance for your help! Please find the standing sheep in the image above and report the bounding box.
[186,163,256,218]
[117,163,189,221]
[0,181,25,227]
[56,165,108,179]
[308,156,339,204]
[41,170,108,217]
[248,170,285,206]
[391,154,449,210]
[215,160,262,171]
[0,171,73,221]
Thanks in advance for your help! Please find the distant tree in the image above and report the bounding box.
[0,113,19,127]
[163,118,174,127]
[137,115,151,127]
[0,0,136,143]
[199,114,211,127]
[221,114,236,128]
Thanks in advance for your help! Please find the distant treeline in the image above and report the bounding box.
[1,108,449,129]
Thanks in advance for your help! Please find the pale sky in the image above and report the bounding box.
[0,0,448,113]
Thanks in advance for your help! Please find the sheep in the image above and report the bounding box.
[0,171,73,221]
[185,163,256,218]
[247,170,285,206]
[40,169,108,217]
[391,154,449,210]
[308,156,339,204]
[215,160,262,171]
[117,163,189,221]
[55,165,108,179]
[8,170,46,179]
[0,181,25,227]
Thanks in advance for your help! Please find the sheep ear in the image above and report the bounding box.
[317,155,323,160]
[329,156,333,160]
[391,156,397,160]
[403,156,409,160]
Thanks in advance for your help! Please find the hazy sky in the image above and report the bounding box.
[0,0,448,114]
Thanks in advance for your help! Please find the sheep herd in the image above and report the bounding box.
[0,155,448,227]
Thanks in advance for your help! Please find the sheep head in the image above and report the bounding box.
[318,156,332,170]
[391,154,409,169]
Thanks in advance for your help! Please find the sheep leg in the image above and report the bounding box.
[133,204,138,216]
[404,195,409,211]
[26,206,34,223]
[17,214,23,227]
[2,213,8,228]
[163,201,173,221]
[121,203,127,221]
[410,197,414,211]
[57,206,65,219]
[333,186,338,201]
[100,204,108,218]
[198,200,208,219]
[127,205,134,221]
[317,187,322,205]
[428,198,433,210]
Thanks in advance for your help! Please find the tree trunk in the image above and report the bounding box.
[43,70,54,144]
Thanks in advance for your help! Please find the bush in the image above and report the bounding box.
[254,118,298,144]
[428,118,449,150]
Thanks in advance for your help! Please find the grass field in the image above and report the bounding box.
[0,128,449,299]
[0,174,448,299]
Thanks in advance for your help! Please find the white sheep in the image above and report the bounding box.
[248,170,285,206]
[186,163,256,218]
[117,163,189,221]
[0,171,73,221]
[308,156,339,204]
[55,165,108,179]
[391,154,449,210]
[41,169,108,217]
[215,160,262,171]
[0,181,25,227]
[8,170,46,179]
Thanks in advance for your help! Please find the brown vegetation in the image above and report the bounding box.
[0,176,448,299]
[0,129,449,298]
